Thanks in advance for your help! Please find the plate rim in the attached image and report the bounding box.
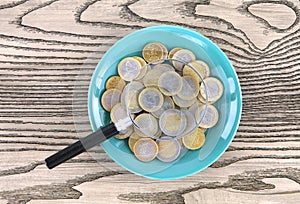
[87,25,242,180]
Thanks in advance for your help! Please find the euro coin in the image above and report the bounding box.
[110,103,128,123]
[105,76,126,91]
[197,93,207,104]
[139,87,164,112]
[128,132,141,152]
[168,47,182,59]
[177,76,199,100]
[153,63,175,72]
[152,96,175,118]
[133,138,158,162]
[182,128,205,150]
[142,42,164,63]
[173,95,196,108]
[157,138,180,162]
[158,71,183,96]
[195,104,219,128]
[133,56,148,80]
[159,109,187,136]
[200,77,223,103]
[172,49,196,71]
[154,128,162,138]
[115,126,133,139]
[142,64,174,87]
[188,100,203,114]
[183,60,210,83]
[181,110,197,136]
[121,81,144,113]
[134,113,158,137]
[101,89,121,112]
[155,42,168,59]
[118,57,141,81]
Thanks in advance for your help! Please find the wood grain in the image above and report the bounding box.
[0,0,299,203]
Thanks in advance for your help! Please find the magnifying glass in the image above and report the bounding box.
[45,58,208,169]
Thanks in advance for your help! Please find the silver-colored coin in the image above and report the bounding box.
[157,137,180,162]
[101,89,121,112]
[118,57,141,81]
[158,71,183,96]
[134,113,159,137]
[195,104,219,128]
[138,87,164,112]
[159,109,187,137]
[173,95,196,108]
[177,76,199,100]
[152,96,175,118]
[172,49,196,71]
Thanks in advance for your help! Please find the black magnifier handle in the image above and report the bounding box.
[45,118,132,169]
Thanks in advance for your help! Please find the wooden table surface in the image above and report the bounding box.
[0,0,299,203]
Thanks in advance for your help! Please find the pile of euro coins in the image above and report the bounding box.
[100,42,223,163]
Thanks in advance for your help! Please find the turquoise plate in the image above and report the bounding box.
[88,25,242,180]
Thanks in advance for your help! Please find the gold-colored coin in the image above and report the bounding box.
[195,104,219,128]
[133,138,158,162]
[157,138,180,162]
[132,56,146,67]
[128,132,141,151]
[182,128,205,150]
[197,93,207,104]
[142,42,164,63]
[138,87,164,112]
[199,127,207,132]
[132,56,148,80]
[177,76,199,100]
[154,42,168,59]
[159,109,187,136]
[200,77,223,103]
[118,57,141,81]
[183,60,210,83]
[168,48,182,59]
[101,89,121,112]
[172,49,196,71]
[121,82,144,113]
[105,76,126,91]
[115,126,133,139]
[134,113,158,137]
[158,71,182,96]
[142,67,166,87]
